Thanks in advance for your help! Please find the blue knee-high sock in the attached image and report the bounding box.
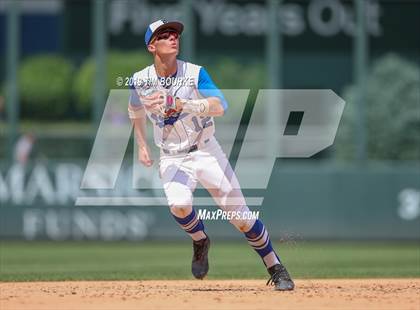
[172,208,207,241]
[244,219,280,268]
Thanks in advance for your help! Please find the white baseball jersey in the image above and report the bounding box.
[129,60,228,153]
[130,59,253,230]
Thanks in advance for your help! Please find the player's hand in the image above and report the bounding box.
[138,145,154,167]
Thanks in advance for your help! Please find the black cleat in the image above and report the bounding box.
[266,263,295,291]
[192,237,210,279]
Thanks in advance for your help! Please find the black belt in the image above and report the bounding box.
[162,138,209,155]
[187,144,198,153]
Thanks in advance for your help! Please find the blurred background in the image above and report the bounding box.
[0,0,419,243]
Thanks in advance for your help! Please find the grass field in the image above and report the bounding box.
[0,241,419,282]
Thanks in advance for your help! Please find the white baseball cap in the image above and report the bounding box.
[144,19,184,46]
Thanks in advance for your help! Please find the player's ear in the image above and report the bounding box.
[147,43,156,53]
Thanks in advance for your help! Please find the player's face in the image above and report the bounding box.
[149,29,179,56]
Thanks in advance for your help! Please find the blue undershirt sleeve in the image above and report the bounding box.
[197,67,228,111]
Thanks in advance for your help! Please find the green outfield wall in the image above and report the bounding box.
[1,161,418,241]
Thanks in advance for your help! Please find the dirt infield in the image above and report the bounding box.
[1,279,419,310]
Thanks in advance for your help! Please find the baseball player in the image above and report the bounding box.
[128,19,294,291]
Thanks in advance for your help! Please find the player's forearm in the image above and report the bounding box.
[177,97,225,117]
[128,107,149,147]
